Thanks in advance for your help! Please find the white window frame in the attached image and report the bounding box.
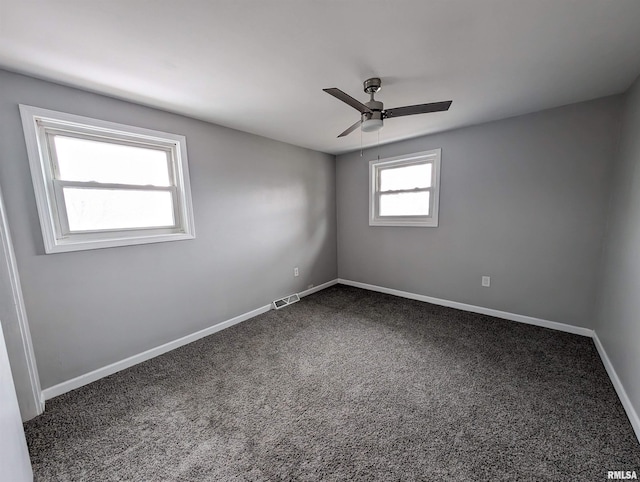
[19,105,196,253]
[369,148,441,227]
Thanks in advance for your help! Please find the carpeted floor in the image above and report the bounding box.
[24,285,640,481]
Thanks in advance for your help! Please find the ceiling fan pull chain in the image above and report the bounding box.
[377,130,380,160]
[360,126,363,157]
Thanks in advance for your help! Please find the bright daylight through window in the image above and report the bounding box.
[20,105,195,253]
[369,149,441,227]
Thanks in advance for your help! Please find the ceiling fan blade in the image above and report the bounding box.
[384,100,452,118]
[337,119,362,137]
[323,88,372,114]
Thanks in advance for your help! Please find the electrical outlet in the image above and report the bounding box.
[482,276,490,287]
[294,267,299,277]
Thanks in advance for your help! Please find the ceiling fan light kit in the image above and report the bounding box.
[361,112,383,132]
[323,78,452,138]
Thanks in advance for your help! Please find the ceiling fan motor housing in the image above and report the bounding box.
[361,78,384,132]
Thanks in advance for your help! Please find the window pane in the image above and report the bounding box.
[63,188,175,231]
[379,163,432,191]
[379,192,430,217]
[54,136,171,186]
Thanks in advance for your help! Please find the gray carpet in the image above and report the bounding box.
[24,285,640,481]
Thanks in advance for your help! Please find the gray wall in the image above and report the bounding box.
[337,97,622,328]
[595,75,640,422]
[0,69,337,390]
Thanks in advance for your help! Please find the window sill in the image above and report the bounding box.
[44,231,196,254]
[369,219,438,227]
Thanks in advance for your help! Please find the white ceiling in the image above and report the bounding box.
[1,1,640,155]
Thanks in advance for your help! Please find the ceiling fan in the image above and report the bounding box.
[323,78,452,137]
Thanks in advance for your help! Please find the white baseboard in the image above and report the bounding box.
[41,278,341,401]
[42,276,640,447]
[592,332,640,444]
[299,279,338,298]
[338,278,640,443]
[337,279,594,337]
[41,303,272,401]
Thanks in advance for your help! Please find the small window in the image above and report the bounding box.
[369,149,441,227]
[19,105,196,253]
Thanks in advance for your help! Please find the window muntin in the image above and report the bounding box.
[369,149,441,227]
[20,105,196,253]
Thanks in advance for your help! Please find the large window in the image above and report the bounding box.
[20,105,196,253]
[369,149,441,227]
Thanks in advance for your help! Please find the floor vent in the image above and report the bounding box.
[272,293,300,310]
